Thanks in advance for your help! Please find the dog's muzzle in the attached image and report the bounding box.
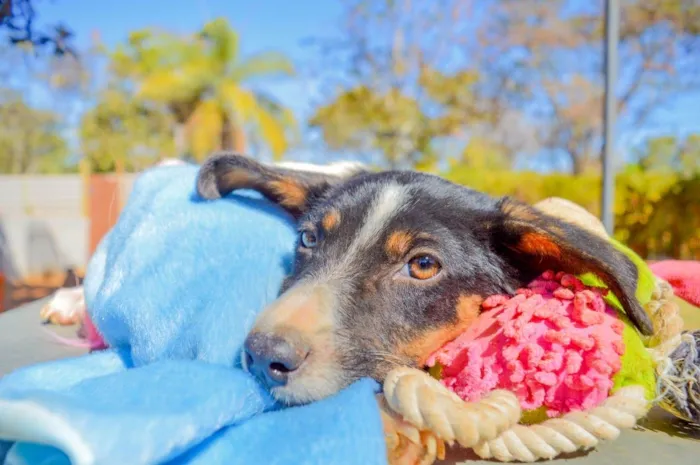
[244,331,310,388]
[243,282,334,389]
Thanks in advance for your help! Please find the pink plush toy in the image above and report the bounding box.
[427,271,626,419]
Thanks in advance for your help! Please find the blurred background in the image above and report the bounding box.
[0,0,698,312]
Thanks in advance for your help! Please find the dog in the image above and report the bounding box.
[38,158,365,327]
[196,152,653,462]
[43,152,653,462]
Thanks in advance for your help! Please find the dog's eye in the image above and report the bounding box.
[300,230,318,248]
[401,255,441,280]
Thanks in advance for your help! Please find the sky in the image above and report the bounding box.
[17,0,700,169]
[36,0,344,152]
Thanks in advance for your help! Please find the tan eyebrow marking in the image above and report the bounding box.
[385,230,414,259]
[322,210,341,232]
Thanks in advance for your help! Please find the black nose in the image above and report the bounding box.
[243,332,308,388]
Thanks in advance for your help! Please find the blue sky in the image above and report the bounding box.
[39,0,342,121]
[24,0,700,168]
[32,0,347,163]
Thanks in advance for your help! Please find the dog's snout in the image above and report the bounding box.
[244,332,309,387]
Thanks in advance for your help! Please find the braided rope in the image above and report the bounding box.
[472,385,649,462]
[644,277,698,421]
[383,278,684,463]
[383,367,521,448]
[646,278,685,353]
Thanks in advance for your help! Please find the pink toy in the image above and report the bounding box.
[427,271,624,417]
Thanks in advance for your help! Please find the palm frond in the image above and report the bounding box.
[254,103,289,160]
[219,82,295,158]
[187,99,223,161]
[218,81,259,124]
[137,64,208,103]
[232,51,295,82]
[255,91,299,151]
[256,92,298,131]
[200,18,239,73]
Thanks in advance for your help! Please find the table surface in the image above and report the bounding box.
[0,298,87,376]
[1,299,699,465]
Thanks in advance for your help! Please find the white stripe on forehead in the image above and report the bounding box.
[354,183,409,249]
[336,183,409,274]
[311,182,410,283]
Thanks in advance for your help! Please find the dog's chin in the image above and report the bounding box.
[269,369,351,405]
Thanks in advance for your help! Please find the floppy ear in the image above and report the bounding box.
[491,197,653,335]
[196,152,365,218]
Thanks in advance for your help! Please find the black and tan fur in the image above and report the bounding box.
[196,152,653,406]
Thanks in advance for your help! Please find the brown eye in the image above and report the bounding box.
[402,255,441,280]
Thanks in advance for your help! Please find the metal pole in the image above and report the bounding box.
[601,0,619,234]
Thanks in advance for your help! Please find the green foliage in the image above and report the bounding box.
[444,135,700,259]
[80,89,175,173]
[309,86,431,168]
[312,0,700,173]
[309,68,488,169]
[459,137,511,171]
[633,133,700,174]
[0,89,69,174]
[308,0,493,169]
[108,18,297,161]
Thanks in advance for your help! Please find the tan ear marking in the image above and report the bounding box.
[268,178,308,209]
[517,232,563,259]
[220,169,257,191]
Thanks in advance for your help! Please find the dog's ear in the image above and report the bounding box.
[196,152,365,218]
[490,197,652,335]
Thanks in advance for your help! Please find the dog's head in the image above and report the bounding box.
[197,153,652,405]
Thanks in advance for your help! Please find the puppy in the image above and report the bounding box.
[196,152,652,406]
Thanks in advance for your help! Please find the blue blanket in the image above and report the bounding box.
[0,164,387,465]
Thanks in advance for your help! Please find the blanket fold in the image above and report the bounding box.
[0,164,387,465]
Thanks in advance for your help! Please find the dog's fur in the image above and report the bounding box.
[197,152,653,406]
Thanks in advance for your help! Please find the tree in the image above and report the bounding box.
[1,0,76,56]
[309,86,434,169]
[471,0,700,174]
[633,133,700,174]
[310,0,700,173]
[112,18,297,161]
[80,88,175,173]
[308,0,487,170]
[0,88,69,173]
[618,133,700,258]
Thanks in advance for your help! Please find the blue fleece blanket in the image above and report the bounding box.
[0,164,387,465]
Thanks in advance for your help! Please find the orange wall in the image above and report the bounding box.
[88,175,123,256]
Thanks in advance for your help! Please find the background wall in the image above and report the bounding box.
[0,174,136,280]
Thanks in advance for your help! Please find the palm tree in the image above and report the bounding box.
[113,18,296,160]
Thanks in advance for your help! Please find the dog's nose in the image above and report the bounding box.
[243,332,308,387]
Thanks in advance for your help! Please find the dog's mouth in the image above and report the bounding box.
[267,362,351,406]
